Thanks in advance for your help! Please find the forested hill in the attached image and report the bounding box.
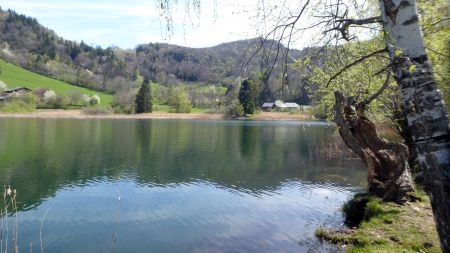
[0,8,310,103]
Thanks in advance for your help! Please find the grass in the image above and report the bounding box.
[0,100,35,113]
[316,190,441,252]
[191,83,228,95]
[0,59,113,106]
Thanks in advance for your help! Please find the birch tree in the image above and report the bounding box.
[156,0,450,249]
[379,1,450,250]
[257,1,450,249]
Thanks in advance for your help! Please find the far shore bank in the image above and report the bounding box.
[0,109,316,121]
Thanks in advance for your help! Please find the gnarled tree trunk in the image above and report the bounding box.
[379,0,450,250]
[335,91,415,203]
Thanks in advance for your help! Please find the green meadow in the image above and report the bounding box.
[0,59,113,106]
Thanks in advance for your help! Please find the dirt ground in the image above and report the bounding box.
[0,110,315,121]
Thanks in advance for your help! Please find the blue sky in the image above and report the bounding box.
[0,0,268,49]
[1,1,370,49]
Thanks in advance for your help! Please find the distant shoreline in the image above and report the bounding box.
[0,110,315,121]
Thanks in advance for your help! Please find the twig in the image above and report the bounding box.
[426,46,448,58]
[324,16,381,41]
[373,63,393,76]
[326,47,388,87]
[359,71,391,109]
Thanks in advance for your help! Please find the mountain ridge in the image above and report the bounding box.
[0,7,310,104]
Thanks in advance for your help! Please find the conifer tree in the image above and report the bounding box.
[135,77,152,113]
[238,79,260,115]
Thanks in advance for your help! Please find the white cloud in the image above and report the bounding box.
[1,0,266,48]
[1,0,345,49]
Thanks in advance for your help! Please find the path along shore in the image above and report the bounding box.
[0,110,315,121]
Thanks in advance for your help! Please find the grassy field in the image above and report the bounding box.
[0,60,113,106]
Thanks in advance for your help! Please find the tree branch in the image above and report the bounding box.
[426,46,448,57]
[334,91,364,157]
[359,71,391,109]
[326,47,388,87]
[323,16,381,41]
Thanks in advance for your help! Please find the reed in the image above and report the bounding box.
[317,133,359,160]
[1,185,19,253]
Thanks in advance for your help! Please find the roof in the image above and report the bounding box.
[284,102,300,108]
[262,103,274,108]
[5,87,32,93]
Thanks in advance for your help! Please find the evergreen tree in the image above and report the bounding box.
[238,79,260,115]
[135,78,152,113]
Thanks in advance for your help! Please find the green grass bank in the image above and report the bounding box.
[0,59,113,106]
[316,191,441,252]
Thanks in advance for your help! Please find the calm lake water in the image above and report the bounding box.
[0,118,365,253]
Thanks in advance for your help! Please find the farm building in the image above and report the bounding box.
[5,87,32,95]
[262,101,301,111]
[262,102,275,111]
[0,87,32,101]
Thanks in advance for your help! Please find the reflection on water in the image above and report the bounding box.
[0,118,365,253]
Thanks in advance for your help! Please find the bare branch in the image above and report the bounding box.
[426,46,448,58]
[373,63,393,76]
[323,16,381,41]
[326,47,388,87]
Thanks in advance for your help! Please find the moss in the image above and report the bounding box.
[316,190,441,252]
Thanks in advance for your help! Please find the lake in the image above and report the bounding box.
[0,118,365,252]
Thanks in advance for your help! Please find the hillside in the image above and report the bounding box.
[0,59,112,106]
[0,8,310,104]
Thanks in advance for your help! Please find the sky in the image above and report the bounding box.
[0,0,375,50]
[0,0,279,49]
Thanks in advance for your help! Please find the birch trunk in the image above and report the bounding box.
[379,0,450,251]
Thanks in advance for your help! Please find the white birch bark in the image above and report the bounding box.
[379,0,450,251]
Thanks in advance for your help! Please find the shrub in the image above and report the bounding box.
[0,100,35,112]
[225,99,244,118]
[90,94,100,105]
[43,90,56,102]
[40,93,69,109]
[33,87,50,99]
[112,89,136,114]
[311,103,328,120]
[67,91,83,106]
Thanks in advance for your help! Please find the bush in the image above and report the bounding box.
[89,94,100,105]
[33,87,50,99]
[67,91,83,106]
[43,90,57,102]
[112,89,136,114]
[225,99,244,118]
[311,103,328,120]
[0,100,35,112]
